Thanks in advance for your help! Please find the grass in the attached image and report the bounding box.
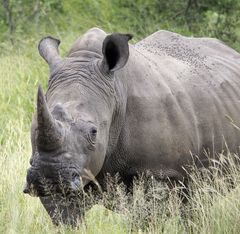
[1,1,240,232]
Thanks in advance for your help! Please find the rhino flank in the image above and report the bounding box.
[24,27,240,225]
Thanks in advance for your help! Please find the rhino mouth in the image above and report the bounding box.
[23,168,86,226]
[40,193,83,226]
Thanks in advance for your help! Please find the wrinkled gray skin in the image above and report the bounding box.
[24,28,240,225]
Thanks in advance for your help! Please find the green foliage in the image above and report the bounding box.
[1,0,64,46]
[1,0,240,51]
[183,0,240,47]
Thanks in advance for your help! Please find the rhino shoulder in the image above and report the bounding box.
[135,30,182,47]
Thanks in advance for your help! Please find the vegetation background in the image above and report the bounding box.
[1,0,240,233]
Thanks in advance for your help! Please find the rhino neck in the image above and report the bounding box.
[100,70,129,158]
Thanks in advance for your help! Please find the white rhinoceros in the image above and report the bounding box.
[24,28,240,225]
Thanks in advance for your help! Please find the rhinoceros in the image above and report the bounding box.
[24,27,240,225]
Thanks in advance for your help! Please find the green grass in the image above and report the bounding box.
[1,1,240,233]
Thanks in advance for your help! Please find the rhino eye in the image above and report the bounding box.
[91,127,97,135]
[90,127,97,141]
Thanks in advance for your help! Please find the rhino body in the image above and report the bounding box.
[99,30,240,181]
[24,28,240,225]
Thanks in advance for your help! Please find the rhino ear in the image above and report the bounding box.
[38,36,62,72]
[101,33,133,73]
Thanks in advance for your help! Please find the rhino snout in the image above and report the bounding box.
[23,167,84,197]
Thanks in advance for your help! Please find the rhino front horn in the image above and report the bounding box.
[38,36,62,72]
[37,85,64,151]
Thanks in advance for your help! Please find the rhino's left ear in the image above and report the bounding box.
[101,33,133,73]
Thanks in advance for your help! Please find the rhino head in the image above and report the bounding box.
[23,28,132,225]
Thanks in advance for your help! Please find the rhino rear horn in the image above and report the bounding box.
[38,36,62,72]
[37,85,63,151]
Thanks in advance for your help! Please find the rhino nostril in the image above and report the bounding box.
[71,171,79,177]
[23,188,30,194]
[23,182,40,197]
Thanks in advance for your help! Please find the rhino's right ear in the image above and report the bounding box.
[38,36,62,72]
[101,33,133,73]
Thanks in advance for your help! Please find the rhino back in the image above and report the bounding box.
[116,30,240,174]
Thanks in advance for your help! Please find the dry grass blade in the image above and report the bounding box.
[82,168,103,193]
[225,115,240,131]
